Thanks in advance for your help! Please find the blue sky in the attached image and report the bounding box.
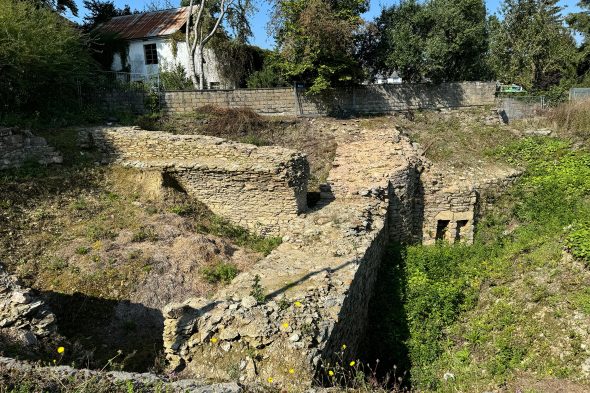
[66,0,582,49]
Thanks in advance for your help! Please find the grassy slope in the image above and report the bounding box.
[365,106,590,392]
[0,128,280,371]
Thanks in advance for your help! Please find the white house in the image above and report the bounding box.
[97,7,227,89]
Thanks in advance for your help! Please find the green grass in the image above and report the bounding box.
[368,136,590,391]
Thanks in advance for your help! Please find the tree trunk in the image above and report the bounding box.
[188,50,198,88]
[197,45,205,90]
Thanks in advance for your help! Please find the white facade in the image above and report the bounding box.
[111,38,226,89]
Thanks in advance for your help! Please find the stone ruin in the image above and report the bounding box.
[75,125,520,387]
[0,127,62,170]
[79,127,309,236]
[0,265,57,352]
[0,123,519,388]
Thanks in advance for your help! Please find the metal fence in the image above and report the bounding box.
[498,96,547,123]
[570,88,590,102]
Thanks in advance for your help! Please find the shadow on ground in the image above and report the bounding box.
[43,291,164,373]
[359,244,412,389]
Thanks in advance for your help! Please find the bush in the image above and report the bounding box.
[201,261,239,284]
[246,64,288,88]
[159,63,193,91]
[0,0,96,119]
[566,223,590,264]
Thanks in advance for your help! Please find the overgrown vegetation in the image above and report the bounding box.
[0,128,280,372]
[366,134,590,391]
[0,0,96,121]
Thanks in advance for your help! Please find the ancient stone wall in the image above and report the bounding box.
[159,82,496,116]
[160,127,520,388]
[0,128,62,170]
[420,169,521,245]
[80,127,309,235]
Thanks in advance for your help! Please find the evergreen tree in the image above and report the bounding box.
[566,0,590,82]
[489,0,577,90]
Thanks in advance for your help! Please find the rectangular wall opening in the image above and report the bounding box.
[435,220,450,241]
[455,220,469,242]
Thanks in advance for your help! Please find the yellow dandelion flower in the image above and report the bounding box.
[210,337,218,344]
[294,301,302,308]
[282,322,289,328]
[57,346,65,354]
[349,361,356,367]
[267,377,274,383]
[328,370,334,376]
[289,368,295,374]
[341,344,347,350]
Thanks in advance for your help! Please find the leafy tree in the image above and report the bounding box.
[489,0,577,90]
[363,0,427,82]
[422,0,489,82]
[28,0,78,15]
[272,0,367,93]
[83,0,132,29]
[0,0,96,116]
[362,0,490,83]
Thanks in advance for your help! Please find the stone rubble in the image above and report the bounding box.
[0,356,242,392]
[0,265,57,350]
[0,127,62,170]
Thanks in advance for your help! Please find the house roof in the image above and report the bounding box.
[96,7,190,40]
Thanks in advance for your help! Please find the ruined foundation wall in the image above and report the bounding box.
[0,128,62,170]
[420,169,522,245]
[80,127,309,235]
[161,132,425,387]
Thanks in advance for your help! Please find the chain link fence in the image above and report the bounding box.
[498,96,547,123]
[570,88,590,102]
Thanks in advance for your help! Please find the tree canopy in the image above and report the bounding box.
[271,0,368,93]
[0,0,96,116]
[361,0,489,83]
[488,0,577,91]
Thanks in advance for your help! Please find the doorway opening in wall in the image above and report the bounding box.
[455,220,469,242]
[436,220,450,241]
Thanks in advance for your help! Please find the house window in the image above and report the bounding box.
[144,44,158,65]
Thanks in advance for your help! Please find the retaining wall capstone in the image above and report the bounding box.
[79,127,309,236]
[0,127,62,170]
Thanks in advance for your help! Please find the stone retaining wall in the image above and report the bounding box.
[0,128,62,170]
[80,127,309,235]
[160,82,496,116]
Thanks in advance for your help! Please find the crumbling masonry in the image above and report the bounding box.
[79,126,519,387]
